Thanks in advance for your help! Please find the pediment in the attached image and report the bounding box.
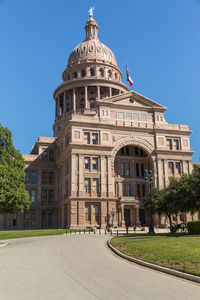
[98,91,167,111]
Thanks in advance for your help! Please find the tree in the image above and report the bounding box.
[0,124,31,213]
[143,178,183,233]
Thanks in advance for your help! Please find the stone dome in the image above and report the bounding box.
[67,15,117,67]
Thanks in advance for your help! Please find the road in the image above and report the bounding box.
[0,234,199,300]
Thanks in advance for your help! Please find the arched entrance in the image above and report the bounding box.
[114,144,153,227]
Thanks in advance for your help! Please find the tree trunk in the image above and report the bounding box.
[168,215,173,233]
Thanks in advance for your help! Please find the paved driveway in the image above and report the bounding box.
[0,235,199,300]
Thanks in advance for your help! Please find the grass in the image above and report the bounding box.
[110,234,200,277]
[0,229,88,240]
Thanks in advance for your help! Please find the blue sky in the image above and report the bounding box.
[0,0,200,161]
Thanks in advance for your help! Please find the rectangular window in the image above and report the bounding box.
[141,163,144,177]
[122,184,126,196]
[92,133,98,145]
[142,184,146,197]
[85,178,91,194]
[174,139,179,150]
[48,213,53,226]
[167,139,173,150]
[85,204,91,222]
[94,205,99,223]
[49,190,53,203]
[168,162,174,174]
[136,163,140,177]
[175,162,181,174]
[126,162,130,176]
[126,113,131,119]
[127,184,131,197]
[84,132,90,144]
[42,172,48,184]
[84,157,90,170]
[42,151,48,160]
[24,212,29,228]
[121,162,125,176]
[12,214,17,227]
[42,213,47,227]
[31,212,36,227]
[92,157,98,170]
[32,171,37,183]
[137,184,141,198]
[31,190,36,202]
[49,172,54,184]
[42,190,48,204]
[118,112,124,119]
[93,178,99,194]
[133,114,138,120]
[140,114,146,121]
[25,171,30,183]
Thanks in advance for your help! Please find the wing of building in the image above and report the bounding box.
[1,13,199,230]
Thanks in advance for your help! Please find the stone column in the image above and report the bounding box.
[100,156,106,198]
[163,160,168,187]
[107,156,114,197]
[63,91,67,116]
[73,88,76,112]
[109,87,112,97]
[121,204,125,227]
[84,86,88,109]
[78,154,84,196]
[135,205,140,226]
[97,85,100,100]
[70,200,77,228]
[71,154,77,197]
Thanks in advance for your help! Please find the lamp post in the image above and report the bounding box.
[144,169,155,234]
[111,208,115,227]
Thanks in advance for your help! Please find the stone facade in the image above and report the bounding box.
[0,13,199,230]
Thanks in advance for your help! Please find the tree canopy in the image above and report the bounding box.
[0,124,31,213]
[143,166,200,232]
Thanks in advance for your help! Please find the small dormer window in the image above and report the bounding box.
[107,70,112,79]
[99,69,104,77]
[90,68,95,76]
[81,70,86,77]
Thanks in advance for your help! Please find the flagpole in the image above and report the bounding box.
[126,64,128,87]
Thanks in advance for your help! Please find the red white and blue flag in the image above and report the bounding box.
[126,66,133,87]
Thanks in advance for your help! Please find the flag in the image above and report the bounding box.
[126,66,133,87]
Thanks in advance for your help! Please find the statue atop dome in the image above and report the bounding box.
[89,6,95,17]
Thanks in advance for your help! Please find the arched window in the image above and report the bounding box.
[115,73,118,80]
[73,72,77,79]
[81,69,86,77]
[90,68,95,77]
[99,69,104,77]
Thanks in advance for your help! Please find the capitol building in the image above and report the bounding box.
[0,12,198,230]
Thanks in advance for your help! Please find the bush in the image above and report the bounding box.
[188,221,200,235]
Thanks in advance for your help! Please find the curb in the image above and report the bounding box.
[107,239,200,284]
[0,243,8,248]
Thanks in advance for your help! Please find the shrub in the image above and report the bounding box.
[188,221,200,235]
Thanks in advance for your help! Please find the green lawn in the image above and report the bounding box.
[110,235,200,277]
[0,229,88,240]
